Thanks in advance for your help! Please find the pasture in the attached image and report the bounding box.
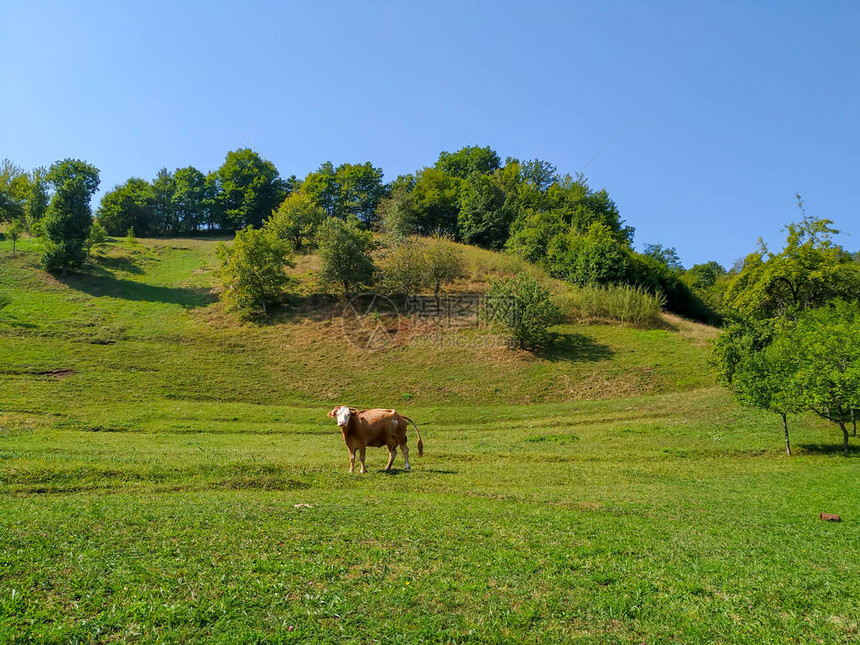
[1,237,859,643]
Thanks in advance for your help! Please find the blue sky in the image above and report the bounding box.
[1,1,858,266]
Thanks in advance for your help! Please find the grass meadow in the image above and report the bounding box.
[1,236,859,643]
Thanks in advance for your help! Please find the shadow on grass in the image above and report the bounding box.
[253,293,343,326]
[0,313,38,329]
[380,468,458,475]
[59,272,216,308]
[797,443,857,457]
[94,253,145,275]
[535,332,614,363]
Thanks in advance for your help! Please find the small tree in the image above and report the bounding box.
[484,275,562,350]
[216,226,294,316]
[268,192,325,252]
[424,234,466,298]
[378,237,428,299]
[317,216,375,297]
[728,331,804,455]
[86,219,108,253]
[7,217,24,256]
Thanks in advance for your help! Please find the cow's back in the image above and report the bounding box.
[356,409,406,446]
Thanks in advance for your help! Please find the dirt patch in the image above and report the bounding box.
[35,368,76,379]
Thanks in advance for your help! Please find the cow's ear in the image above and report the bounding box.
[349,407,358,415]
[327,407,339,418]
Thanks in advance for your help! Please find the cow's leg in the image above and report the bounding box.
[401,442,411,470]
[359,446,367,474]
[348,448,356,473]
[384,445,397,470]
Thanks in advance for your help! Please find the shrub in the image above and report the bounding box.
[484,275,562,350]
[424,234,466,297]
[378,237,428,299]
[86,219,108,252]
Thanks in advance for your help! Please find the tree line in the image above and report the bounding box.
[1,147,852,328]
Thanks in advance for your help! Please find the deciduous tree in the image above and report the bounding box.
[268,192,325,252]
[317,217,375,297]
[41,159,100,272]
[216,226,294,316]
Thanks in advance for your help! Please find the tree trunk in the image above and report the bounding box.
[781,412,791,456]
[840,421,849,457]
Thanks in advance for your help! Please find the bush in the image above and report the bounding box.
[424,234,466,297]
[378,237,428,299]
[484,275,562,350]
[86,219,108,252]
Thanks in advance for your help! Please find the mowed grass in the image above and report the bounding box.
[1,236,859,643]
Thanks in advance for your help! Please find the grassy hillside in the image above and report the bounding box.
[1,236,859,643]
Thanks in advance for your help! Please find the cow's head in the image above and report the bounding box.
[328,406,357,428]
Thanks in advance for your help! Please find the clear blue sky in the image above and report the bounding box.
[2,0,858,267]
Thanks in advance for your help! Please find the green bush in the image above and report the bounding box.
[484,275,562,350]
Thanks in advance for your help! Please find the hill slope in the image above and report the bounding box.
[0,236,716,415]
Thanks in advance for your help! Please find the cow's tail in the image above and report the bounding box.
[401,415,423,457]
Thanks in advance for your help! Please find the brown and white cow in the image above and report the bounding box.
[327,406,423,473]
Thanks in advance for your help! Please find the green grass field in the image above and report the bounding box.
[1,237,859,643]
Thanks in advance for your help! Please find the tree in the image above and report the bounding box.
[215,226,294,316]
[457,166,521,250]
[424,234,466,298]
[723,208,860,320]
[25,167,50,227]
[724,326,804,455]
[407,167,461,235]
[301,162,339,218]
[789,301,860,456]
[378,185,419,239]
[685,261,727,290]
[317,217,375,296]
[642,243,683,272]
[548,222,632,286]
[378,237,428,299]
[150,168,176,235]
[0,159,28,223]
[302,161,386,226]
[435,145,500,179]
[483,275,562,350]
[41,159,100,272]
[268,192,325,252]
[7,217,24,256]
[96,178,154,236]
[171,166,209,234]
[507,174,633,264]
[215,149,287,230]
[336,162,386,226]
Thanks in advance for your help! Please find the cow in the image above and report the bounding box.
[327,406,423,474]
